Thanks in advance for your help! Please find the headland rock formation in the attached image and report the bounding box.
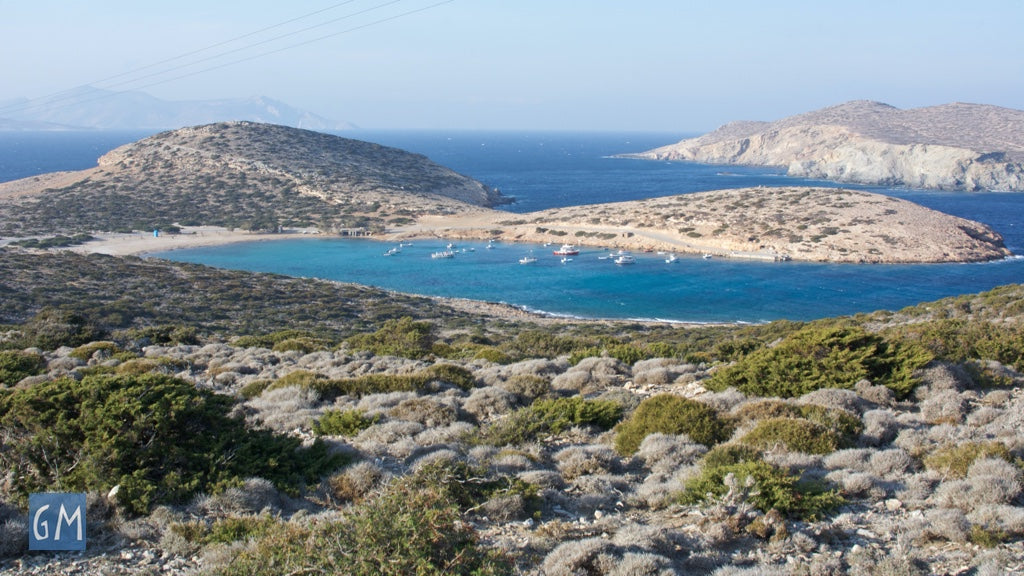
[627,100,1024,192]
[0,121,1010,263]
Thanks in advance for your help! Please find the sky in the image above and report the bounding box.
[1,0,1022,132]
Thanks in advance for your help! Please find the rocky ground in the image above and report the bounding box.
[4,334,1024,575]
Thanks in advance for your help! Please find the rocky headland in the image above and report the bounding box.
[626,100,1024,192]
[0,122,1009,264]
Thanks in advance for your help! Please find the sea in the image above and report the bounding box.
[2,129,1023,324]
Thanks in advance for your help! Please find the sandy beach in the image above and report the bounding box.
[65,226,324,256]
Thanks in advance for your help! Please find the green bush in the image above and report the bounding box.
[19,307,103,349]
[313,409,380,437]
[0,373,346,515]
[923,441,1014,478]
[116,324,199,346]
[216,469,513,576]
[707,323,932,399]
[471,346,513,364]
[0,350,45,386]
[738,417,840,455]
[345,317,436,358]
[475,396,623,447]
[680,457,843,520]
[614,394,731,455]
[70,341,124,361]
[887,318,1024,373]
[732,400,862,447]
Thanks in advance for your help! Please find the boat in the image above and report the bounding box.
[702,253,713,260]
[561,257,573,264]
[553,244,580,256]
[383,246,401,256]
[614,254,636,265]
[665,253,678,263]
[431,250,455,259]
[519,255,538,264]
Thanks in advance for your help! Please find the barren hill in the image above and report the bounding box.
[628,101,1024,192]
[0,121,506,236]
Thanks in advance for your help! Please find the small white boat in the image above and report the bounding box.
[519,255,538,264]
[614,254,636,265]
[561,257,573,264]
[702,253,713,260]
[431,250,455,259]
[665,253,678,263]
[383,246,401,256]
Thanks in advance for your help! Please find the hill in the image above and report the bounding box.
[0,121,507,236]
[0,86,354,131]
[627,101,1024,192]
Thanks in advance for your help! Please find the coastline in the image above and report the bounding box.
[66,226,323,257]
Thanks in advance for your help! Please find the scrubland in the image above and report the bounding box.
[2,250,1024,575]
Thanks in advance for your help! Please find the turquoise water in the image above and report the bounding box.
[158,237,1024,323]
[2,130,1022,323]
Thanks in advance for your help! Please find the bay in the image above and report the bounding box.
[2,129,1022,323]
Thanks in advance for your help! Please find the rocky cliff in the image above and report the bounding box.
[629,101,1024,192]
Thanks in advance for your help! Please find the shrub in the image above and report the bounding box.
[707,323,932,399]
[215,483,511,576]
[70,341,124,361]
[614,394,731,455]
[738,417,840,455]
[313,409,380,437]
[0,373,346,515]
[19,307,103,349]
[345,317,436,359]
[733,399,863,445]
[679,457,843,520]
[923,441,1013,479]
[0,351,45,386]
[475,396,623,446]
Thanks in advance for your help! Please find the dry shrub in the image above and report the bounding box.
[823,448,872,471]
[914,362,971,400]
[861,409,899,446]
[923,441,1012,478]
[854,378,896,406]
[797,387,865,415]
[195,478,285,517]
[608,552,675,576]
[517,470,564,490]
[920,389,968,424]
[415,421,476,446]
[968,406,1003,427]
[540,537,616,576]
[868,449,915,479]
[633,469,695,509]
[553,357,628,394]
[554,445,622,480]
[933,458,1023,510]
[634,433,707,474]
[968,504,1024,536]
[920,507,970,542]
[355,391,419,416]
[463,386,517,421]
[246,385,321,433]
[327,461,388,503]
[388,396,457,427]
[499,373,551,401]
[698,388,748,412]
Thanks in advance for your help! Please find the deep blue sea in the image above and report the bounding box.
[2,129,1022,323]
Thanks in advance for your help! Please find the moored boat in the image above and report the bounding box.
[553,244,580,256]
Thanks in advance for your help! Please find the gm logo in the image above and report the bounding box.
[29,493,87,551]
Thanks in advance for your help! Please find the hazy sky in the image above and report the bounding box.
[2,0,1022,131]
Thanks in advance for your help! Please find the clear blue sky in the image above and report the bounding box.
[2,0,1022,131]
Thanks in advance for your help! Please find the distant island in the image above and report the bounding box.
[624,100,1024,192]
[0,121,1010,263]
[0,86,354,131]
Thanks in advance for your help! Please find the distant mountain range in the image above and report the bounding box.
[0,86,355,131]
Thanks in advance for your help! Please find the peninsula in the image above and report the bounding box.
[0,121,1010,263]
[626,100,1024,192]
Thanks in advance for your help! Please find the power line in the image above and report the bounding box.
[0,0,454,119]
